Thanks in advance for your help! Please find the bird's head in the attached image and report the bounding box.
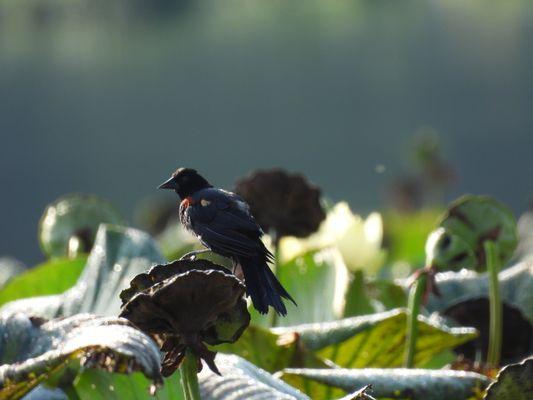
[158,168,212,199]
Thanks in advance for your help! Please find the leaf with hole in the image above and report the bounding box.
[273,309,477,368]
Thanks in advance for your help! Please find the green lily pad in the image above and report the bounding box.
[199,354,309,400]
[1,224,165,318]
[0,257,86,308]
[273,249,349,326]
[215,325,329,373]
[279,367,490,400]
[344,276,408,317]
[484,357,533,400]
[273,309,477,368]
[0,313,162,400]
[39,194,124,259]
[74,370,184,400]
[425,228,478,272]
[437,195,518,271]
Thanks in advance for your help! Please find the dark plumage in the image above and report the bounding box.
[158,168,295,315]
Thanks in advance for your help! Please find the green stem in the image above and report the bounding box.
[485,241,502,368]
[179,349,201,400]
[404,273,426,368]
[63,385,81,400]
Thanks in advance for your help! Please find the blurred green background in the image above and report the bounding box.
[1,0,532,264]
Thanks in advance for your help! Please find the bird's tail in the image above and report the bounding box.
[236,256,296,316]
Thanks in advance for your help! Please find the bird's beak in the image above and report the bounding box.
[158,177,177,190]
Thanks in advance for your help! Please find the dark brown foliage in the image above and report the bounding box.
[119,259,250,376]
[235,168,325,241]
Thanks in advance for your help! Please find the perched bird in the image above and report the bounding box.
[158,168,295,316]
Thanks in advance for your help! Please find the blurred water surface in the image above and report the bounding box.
[1,0,532,263]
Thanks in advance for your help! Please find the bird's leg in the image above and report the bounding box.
[232,260,244,280]
[179,249,211,261]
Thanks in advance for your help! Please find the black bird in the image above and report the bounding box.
[158,168,295,316]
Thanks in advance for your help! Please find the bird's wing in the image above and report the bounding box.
[188,189,271,259]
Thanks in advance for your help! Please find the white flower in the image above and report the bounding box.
[279,202,385,274]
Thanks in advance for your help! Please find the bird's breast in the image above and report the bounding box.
[179,196,195,227]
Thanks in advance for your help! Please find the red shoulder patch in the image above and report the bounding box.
[180,196,195,209]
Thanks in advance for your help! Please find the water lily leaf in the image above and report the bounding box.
[344,277,407,317]
[273,309,477,368]
[39,194,124,259]
[215,325,329,373]
[0,313,162,400]
[425,228,478,272]
[0,257,86,308]
[342,274,375,317]
[274,249,349,326]
[0,258,26,289]
[199,354,309,400]
[74,370,184,400]
[279,367,490,400]
[426,261,533,325]
[484,357,533,400]
[1,225,165,319]
[437,195,518,271]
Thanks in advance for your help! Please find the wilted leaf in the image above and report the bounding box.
[234,168,325,240]
[199,354,309,400]
[273,309,477,368]
[0,313,162,400]
[1,225,165,319]
[120,260,250,376]
[279,367,490,400]
[484,357,533,400]
[39,194,124,258]
[0,257,86,308]
[215,325,329,373]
